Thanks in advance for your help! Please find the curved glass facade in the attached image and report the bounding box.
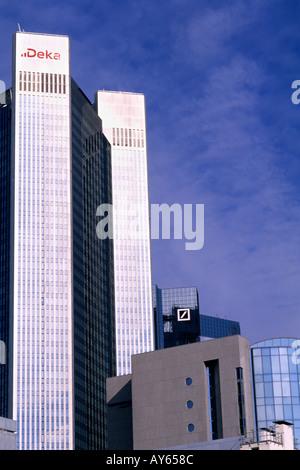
[250,337,300,447]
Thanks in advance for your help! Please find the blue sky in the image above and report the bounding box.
[1,0,300,344]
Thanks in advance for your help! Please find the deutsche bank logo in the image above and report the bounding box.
[177,308,190,322]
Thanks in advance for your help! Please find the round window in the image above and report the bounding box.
[187,400,194,409]
[188,423,195,432]
[186,377,192,386]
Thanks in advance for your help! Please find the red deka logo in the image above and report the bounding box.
[21,48,61,60]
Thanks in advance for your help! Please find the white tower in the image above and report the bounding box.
[95,91,154,376]
[12,31,73,450]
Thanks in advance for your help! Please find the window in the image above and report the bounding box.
[236,367,247,436]
[206,360,223,440]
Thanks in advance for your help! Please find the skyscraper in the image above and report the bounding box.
[0,90,12,419]
[95,91,154,376]
[11,30,74,450]
[199,313,241,341]
[71,79,115,449]
[153,284,241,350]
[0,30,115,450]
[153,285,200,349]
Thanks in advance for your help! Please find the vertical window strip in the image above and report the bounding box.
[205,360,223,440]
[129,129,132,147]
[236,367,247,436]
[18,72,63,94]
[141,129,144,148]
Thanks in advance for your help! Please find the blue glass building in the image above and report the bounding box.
[250,338,300,448]
[199,314,240,341]
[153,285,200,349]
[153,285,241,349]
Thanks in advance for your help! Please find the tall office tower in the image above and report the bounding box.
[71,79,115,449]
[11,31,73,450]
[153,285,200,349]
[153,284,241,349]
[0,90,12,419]
[199,313,240,341]
[1,31,115,450]
[95,91,154,376]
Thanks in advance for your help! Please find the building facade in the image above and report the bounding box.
[0,30,115,450]
[240,421,296,450]
[71,79,115,449]
[153,285,200,349]
[95,91,154,376]
[153,284,241,349]
[107,335,255,450]
[0,416,17,450]
[199,313,241,341]
[250,337,300,448]
[0,92,12,420]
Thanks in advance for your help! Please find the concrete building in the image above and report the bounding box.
[107,335,255,450]
[0,417,17,450]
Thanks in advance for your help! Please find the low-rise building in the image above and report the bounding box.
[107,335,254,450]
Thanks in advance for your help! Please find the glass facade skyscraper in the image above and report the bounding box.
[71,79,115,449]
[250,338,300,448]
[153,285,200,349]
[11,31,74,450]
[0,31,115,450]
[153,284,241,349]
[95,91,154,376]
[199,314,240,341]
[0,91,12,419]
